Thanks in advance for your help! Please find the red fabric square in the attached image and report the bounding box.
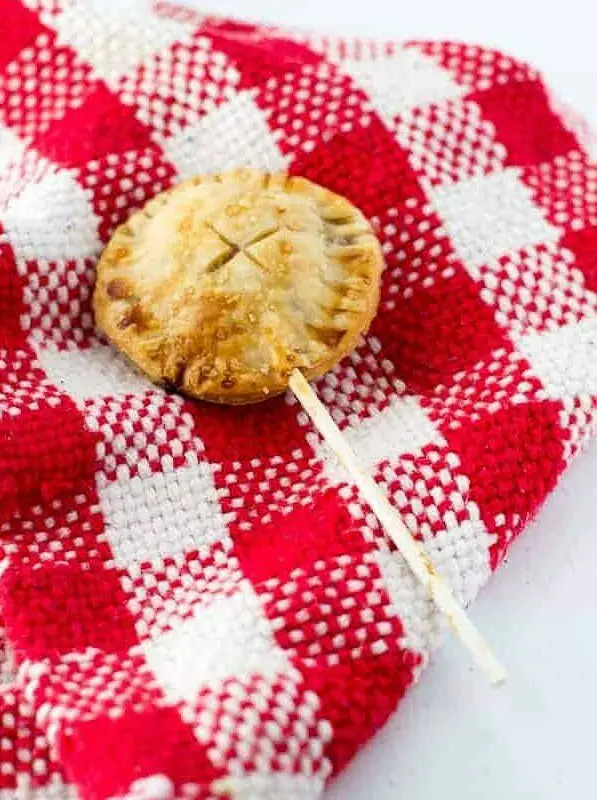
[33,83,153,167]
[0,226,24,346]
[190,394,307,464]
[474,79,578,167]
[563,225,597,293]
[0,396,98,513]
[0,1,46,71]
[372,268,508,395]
[292,119,425,221]
[235,489,369,585]
[0,559,137,660]
[59,707,220,800]
[302,649,420,774]
[206,22,323,89]
[446,400,565,567]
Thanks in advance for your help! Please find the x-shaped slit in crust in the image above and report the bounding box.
[203,221,239,273]
[204,247,239,274]
[204,221,280,274]
[324,215,355,226]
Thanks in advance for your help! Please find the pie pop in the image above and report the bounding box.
[94,168,506,683]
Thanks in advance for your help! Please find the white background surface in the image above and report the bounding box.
[195,2,597,797]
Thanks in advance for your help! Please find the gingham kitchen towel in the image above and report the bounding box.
[0,1,596,798]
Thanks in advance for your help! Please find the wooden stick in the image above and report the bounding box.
[289,369,506,685]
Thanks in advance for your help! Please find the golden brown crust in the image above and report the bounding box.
[93,169,383,404]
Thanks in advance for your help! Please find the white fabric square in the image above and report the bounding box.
[373,548,442,656]
[52,0,193,86]
[429,169,560,270]
[316,395,443,486]
[101,463,231,568]
[518,317,597,399]
[373,513,493,656]
[142,581,290,703]
[342,47,464,123]
[163,91,288,179]
[2,169,101,263]
[99,462,228,569]
[35,341,150,402]
[424,516,494,607]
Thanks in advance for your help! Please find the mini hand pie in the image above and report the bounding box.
[93,169,383,404]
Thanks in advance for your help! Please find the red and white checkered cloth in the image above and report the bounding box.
[0,1,596,798]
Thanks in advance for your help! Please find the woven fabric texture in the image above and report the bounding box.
[0,1,596,798]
